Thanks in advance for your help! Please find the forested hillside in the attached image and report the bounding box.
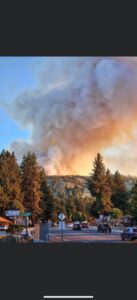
[0,150,137,223]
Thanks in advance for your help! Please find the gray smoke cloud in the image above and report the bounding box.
[3,57,137,175]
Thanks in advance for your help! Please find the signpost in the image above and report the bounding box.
[5,210,32,237]
[22,217,30,227]
[59,221,65,230]
[58,213,65,243]
[20,212,32,235]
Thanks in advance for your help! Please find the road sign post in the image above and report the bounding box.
[58,213,65,243]
[20,212,31,236]
[61,220,63,243]
[25,217,28,235]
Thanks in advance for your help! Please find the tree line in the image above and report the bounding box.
[0,150,49,224]
[0,150,137,223]
[88,153,137,221]
[0,150,94,223]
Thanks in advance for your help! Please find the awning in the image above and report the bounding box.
[0,217,12,224]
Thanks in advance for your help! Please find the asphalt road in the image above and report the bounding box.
[48,227,128,243]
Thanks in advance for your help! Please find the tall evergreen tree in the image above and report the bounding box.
[0,150,23,215]
[73,187,85,213]
[56,188,67,215]
[129,182,137,220]
[20,152,42,224]
[106,168,114,191]
[40,168,57,222]
[88,153,112,215]
[65,196,75,221]
[111,170,128,212]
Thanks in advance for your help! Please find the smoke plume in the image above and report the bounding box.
[4,57,137,175]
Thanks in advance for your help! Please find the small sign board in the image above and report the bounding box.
[5,210,20,217]
[58,213,65,221]
[20,212,32,217]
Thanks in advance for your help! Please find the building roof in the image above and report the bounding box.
[0,216,12,224]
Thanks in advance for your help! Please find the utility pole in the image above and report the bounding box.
[25,216,28,235]
[61,219,64,243]
[47,221,50,242]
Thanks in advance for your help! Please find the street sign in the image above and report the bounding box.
[59,221,65,230]
[58,213,65,221]
[5,210,19,217]
[20,212,32,217]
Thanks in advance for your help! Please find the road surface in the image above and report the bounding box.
[44,227,130,243]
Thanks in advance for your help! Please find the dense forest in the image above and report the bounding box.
[0,150,137,223]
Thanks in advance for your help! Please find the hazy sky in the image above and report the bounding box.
[0,57,137,176]
[0,57,43,149]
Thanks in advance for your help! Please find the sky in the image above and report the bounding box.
[0,57,43,148]
[0,57,137,176]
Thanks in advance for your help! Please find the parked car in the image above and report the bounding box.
[73,223,81,230]
[81,221,89,228]
[121,227,137,241]
[52,222,58,227]
[0,225,8,231]
[97,223,111,233]
[66,223,73,228]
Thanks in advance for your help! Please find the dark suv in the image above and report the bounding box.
[121,227,137,241]
[81,222,89,229]
[73,223,81,230]
[97,223,111,233]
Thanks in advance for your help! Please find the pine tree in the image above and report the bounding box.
[111,170,128,212]
[65,196,75,222]
[20,152,42,224]
[88,153,112,215]
[129,182,137,220]
[106,169,114,191]
[55,188,67,217]
[0,150,24,215]
[74,189,85,213]
[40,168,57,222]
[85,196,96,217]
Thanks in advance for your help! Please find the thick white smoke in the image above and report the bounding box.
[4,57,137,175]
